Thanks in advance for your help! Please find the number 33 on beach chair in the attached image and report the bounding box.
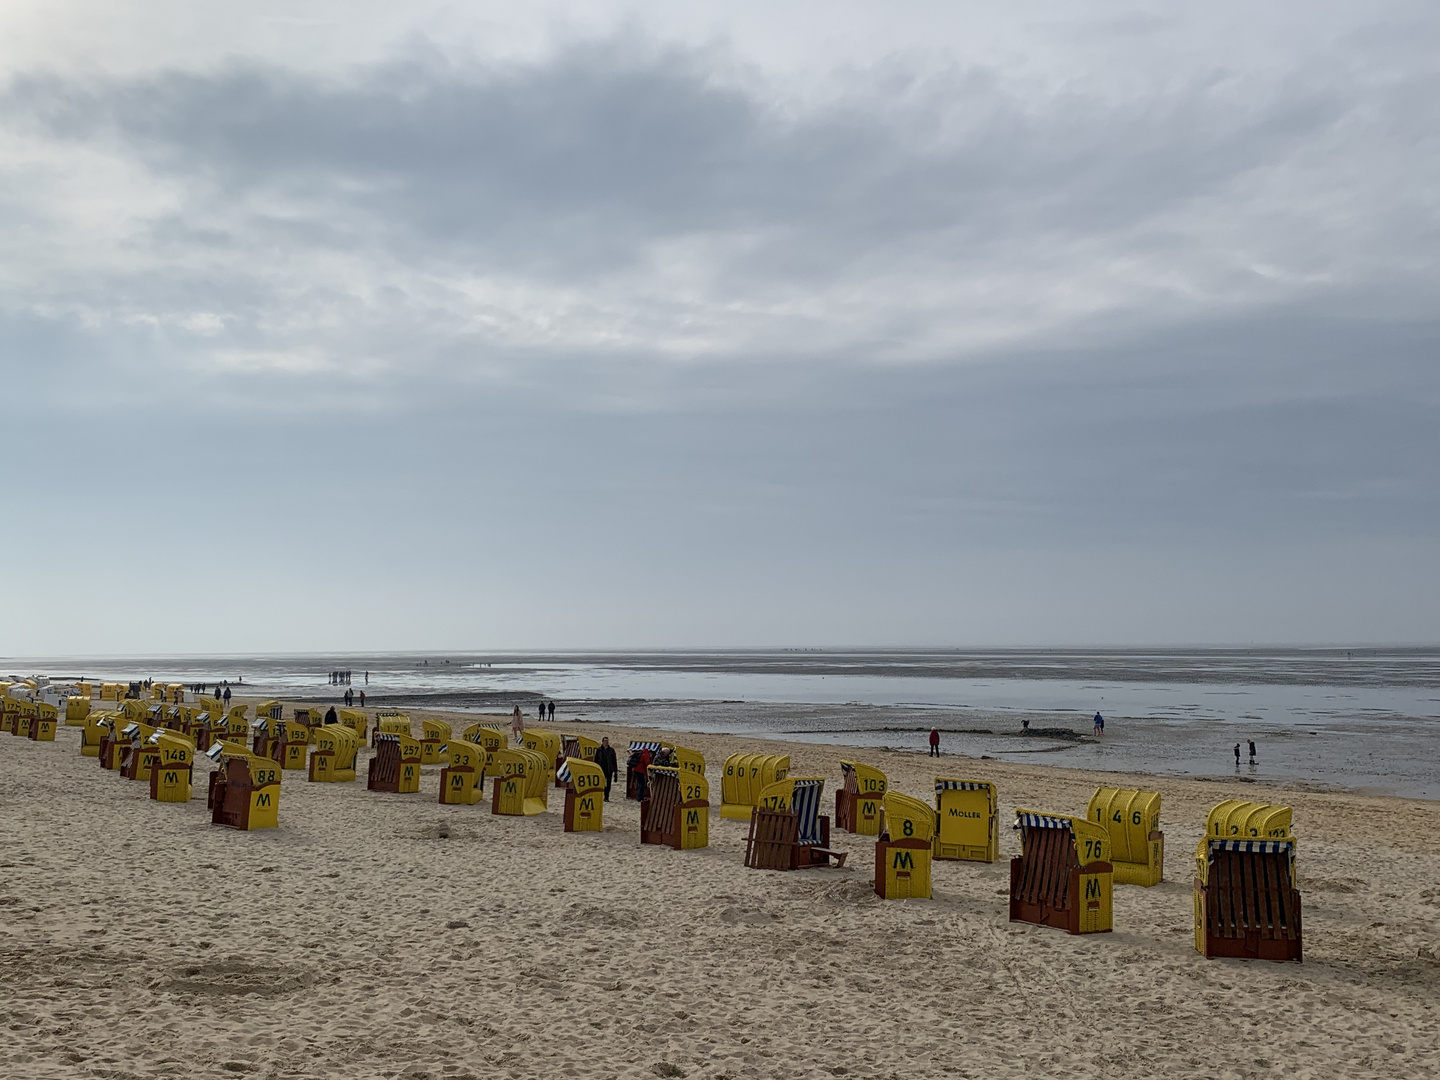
[1009,809,1113,934]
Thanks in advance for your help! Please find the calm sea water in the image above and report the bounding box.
[13,649,1440,798]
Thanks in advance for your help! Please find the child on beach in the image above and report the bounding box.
[511,704,524,743]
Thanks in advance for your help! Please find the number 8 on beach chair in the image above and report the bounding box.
[1009,809,1113,934]
[1088,787,1163,886]
[641,766,710,849]
[558,757,606,831]
[835,762,886,835]
[1194,801,1302,962]
[875,792,935,899]
[933,778,999,862]
[743,778,847,871]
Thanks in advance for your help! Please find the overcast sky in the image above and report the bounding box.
[2,1,1437,654]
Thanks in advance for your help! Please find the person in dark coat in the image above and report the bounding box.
[324,705,338,725]
[594,737,619,801]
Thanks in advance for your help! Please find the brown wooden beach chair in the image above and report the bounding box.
[835,761,886,835]
[1009,809,1113,934]
[641,767,710,850]
[206,744,281,830]
[743,778,847,871]
[1194,801,1301,961]
[368,732,422,794]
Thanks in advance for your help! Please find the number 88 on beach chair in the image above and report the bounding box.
[205,742,281,830]
[1009,809,1113,934]
[835,762,886,835]
[1087,787,1163,886]
[875,792,935,899]
[743,778,847,871]
[641,766,710,849]
[558,757,606,831]
[1194,801,1301,962]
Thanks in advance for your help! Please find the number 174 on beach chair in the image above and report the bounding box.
[743,778,847,871]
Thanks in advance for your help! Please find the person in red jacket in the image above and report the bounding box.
[928,728,940,757]
[636,747,652,801]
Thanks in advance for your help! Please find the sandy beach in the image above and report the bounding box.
[2,697,1437,1080]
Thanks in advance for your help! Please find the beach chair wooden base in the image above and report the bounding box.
[744,810,847,870]
[1010,823,1112,934]
[208,759,279,830]
[875,838,931,899]
[1195,849,1303,962]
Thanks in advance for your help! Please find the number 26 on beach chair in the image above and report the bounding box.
[1009,809,1113,934]
[558,757,606,831]
[1194,801,1302,962]
[835,762,886,835]
[641,766,710,849]
[743,778,847,871]
[875,792,935,899]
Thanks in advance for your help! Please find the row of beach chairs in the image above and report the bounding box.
[11,687,1302,962]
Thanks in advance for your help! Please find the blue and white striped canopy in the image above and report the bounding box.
[793,778,825,845]
[935,779,990,792]
[1015,811,1070,831]
[629,741,663,752]
[204,741,225,761]
[556,760,572,783]
[121,722,139,738]
[1208,839,1294,854]
[375,732,399,744]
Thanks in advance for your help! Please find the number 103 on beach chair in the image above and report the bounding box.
[1009,809,1113,934]
[875,792,935,899]
[835,762,886,835]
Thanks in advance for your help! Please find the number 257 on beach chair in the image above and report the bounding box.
[743,778,847,871]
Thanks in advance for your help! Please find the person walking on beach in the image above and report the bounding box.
[547,701,555,721]
[214,686,222,700]
[1021,718,1030,735]
[594,737,618,801]
[1248,739,1257,765]
[222,686,231,706]
[1234,742,1241,766]
[928,728,940,757]
[1093,711,1104,736]
[537,702,545,723]
[364,670,368,684]
[511,704,525,743]
[359,690,365,708]
[344,687,353,707]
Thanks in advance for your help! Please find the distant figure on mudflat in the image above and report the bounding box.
[359,690,366,708]
[222,686,231,706]
[1234,743,1241,766]
[1248,739,1257,764]
[1021,718,1030,735]
[928,728,940,757]
[537,702,545,722]
[511,704,525,743]
[214,686,222,700]
[1093,712,1103,736]
[594,737,618,801]
[547,701,555,721]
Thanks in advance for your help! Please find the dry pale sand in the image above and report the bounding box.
[2,698,1438,1080]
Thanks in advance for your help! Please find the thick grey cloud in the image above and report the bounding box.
[1,15,1437,651]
